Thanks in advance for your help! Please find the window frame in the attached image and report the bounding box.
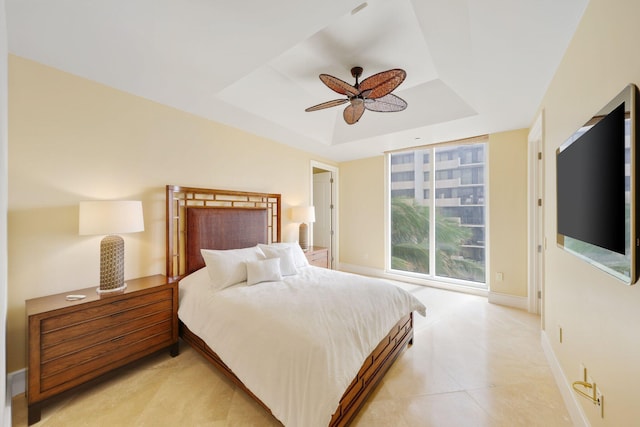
[385,138,489,289]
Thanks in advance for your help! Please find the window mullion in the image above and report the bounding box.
[429,148,436,276]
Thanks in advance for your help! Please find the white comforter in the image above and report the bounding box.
[178,266,426,427]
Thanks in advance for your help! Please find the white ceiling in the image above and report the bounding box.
[6,0,588,162]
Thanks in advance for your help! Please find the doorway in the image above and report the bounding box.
[311,161,338,269]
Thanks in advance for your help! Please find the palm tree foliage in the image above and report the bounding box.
[391,197,485,282]
[391,200,429,272]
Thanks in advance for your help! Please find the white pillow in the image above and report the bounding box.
[246,257,282,286]
[259,242,309,268]
[258,245,298,276]
[201,246,266,291]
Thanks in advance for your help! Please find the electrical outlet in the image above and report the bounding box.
[573,364,604,418]
[595,384,604,418]
[587,374,604,418]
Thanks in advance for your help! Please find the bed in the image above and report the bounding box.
[166,185,426,426]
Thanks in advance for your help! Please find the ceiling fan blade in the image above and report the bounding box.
[305,98,349,112]
[343,99,365,125]
[364,94,408,112]
[359,69,407,99]
[319,74,359,97]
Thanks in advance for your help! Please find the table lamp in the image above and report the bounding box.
[291,206,315,251]
[79,200,144,293]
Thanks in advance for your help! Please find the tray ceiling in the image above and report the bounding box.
[7,0,588,161]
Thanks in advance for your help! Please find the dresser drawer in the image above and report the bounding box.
[41,298,172,349]
[40,320,173,392]
[40,288,173,333]
[41,309,173,362]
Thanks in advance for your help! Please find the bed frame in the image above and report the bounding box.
[166,185,414,426]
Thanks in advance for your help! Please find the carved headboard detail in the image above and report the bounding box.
[166,185,281,280]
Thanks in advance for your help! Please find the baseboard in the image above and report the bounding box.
[337,263,382,278]
[540,330,590,427]
[8,368,25,397]
[487,291,528,310]
[5,373,12,427]
[339,263,537,310]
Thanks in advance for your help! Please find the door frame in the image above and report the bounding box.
[310,160,338,269]
[528,111,545,318]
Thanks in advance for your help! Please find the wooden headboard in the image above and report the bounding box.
[166,185,281,280]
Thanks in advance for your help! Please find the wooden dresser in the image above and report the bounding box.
[26,275,178,425]
[305,246,329,268]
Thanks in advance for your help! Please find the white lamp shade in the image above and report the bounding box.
[79,200,144,235]
[291,206,315,223]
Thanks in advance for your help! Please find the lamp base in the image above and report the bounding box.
[96,283,127,295]
[100,235,125,291]
[299,223,309,251]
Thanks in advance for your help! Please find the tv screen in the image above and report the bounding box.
[556,83,638,284]
[556,103,625,254]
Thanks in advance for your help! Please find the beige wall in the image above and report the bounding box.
[538,0,640,424]
[339,156,385,269]
[7,55,335,371]
[339,131,529,299]
[488,129,529,297]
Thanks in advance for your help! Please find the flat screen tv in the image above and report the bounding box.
[556,83,639,284]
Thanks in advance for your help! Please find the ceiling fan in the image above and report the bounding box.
[305,66,407,125]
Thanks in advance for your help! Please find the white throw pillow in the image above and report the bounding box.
[259,245,298,276]
[201,246,266,291]
[259,242,309,268]
[246,258,282,286]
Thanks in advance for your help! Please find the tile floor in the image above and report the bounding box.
[12,283,573,426]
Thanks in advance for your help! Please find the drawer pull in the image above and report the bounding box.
[110,300,128,307]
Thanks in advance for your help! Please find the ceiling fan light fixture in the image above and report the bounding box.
[306,66,407,125]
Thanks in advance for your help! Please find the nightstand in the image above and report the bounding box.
[305,246,329,268]
[25,274,179,425]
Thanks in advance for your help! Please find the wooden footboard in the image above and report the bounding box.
[330,312,414,426]
[180,312,414,426]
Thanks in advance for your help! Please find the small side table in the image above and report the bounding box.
[305,246,329,268]
[26,274,179,425]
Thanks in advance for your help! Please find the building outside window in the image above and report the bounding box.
[388,138,487,286]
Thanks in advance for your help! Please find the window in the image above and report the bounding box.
[391,171,415,182]
[391,153,414,165]
[391,188,415,199]
[388,138,487,286]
